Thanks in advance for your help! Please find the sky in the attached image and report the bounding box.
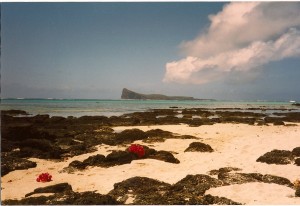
[1,2,300,101]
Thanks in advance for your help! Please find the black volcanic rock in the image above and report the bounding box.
[1,154,37,176]
[257,149,294,165]
[121,88,197,100]
[25,183,73,197]
[184,142,214,152]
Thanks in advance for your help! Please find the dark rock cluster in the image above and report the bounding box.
[2,110,195,176]
[108,175,240,205]
[64,146,179,172]
[3,169,298,205]
[1,153,37,176]
[2,183,119,205]
[256,147,300,166]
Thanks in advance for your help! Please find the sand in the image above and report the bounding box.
[1,123,300,204]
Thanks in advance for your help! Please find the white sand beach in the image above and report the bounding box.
[1,123,300,204]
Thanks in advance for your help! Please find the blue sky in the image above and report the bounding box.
[2,2,300,101]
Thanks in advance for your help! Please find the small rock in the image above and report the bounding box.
[294,158,300,166]
[25,183,72,197]
[296,188,300,197]
[184,142,214,152]
[257,149,293,165]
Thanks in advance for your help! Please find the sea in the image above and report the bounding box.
[1,98,300,118]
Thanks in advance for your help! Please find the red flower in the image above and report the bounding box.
[128,144,145,158]
[36,172,52,182]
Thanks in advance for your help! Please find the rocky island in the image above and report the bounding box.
[121,88,213,101]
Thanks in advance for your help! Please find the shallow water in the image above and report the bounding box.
[1,99,299,117]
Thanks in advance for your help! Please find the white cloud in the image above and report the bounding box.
[164,2,300,84]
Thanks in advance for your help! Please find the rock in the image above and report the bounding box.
[68,160,88,170]
[296,188,300,197]
[159,174,224,204]
[25,183,72,197]
[148,150,180,164]
[3,191,119,205]
[208,167,242,175]
[66,144,96,157]
[184,142,214,152]
[257,149,294,165]
[1,110,29,116]
[1,154,37,176]
[2,125,54,142]
[217,172,293,187]
[294,158,300,166]
[83,154,106,166]
[142,129,174,143]
[188,118,204,127]
[108,176,171,204]
[104,151,136,167]
[197,194,241,205]
[19,138,63,159]
[262,174,293,187]
[292,147,300,157]
[218,172,263,185]
[32,114,50,123]
[170,174,223,197]
[273,121,285,125]
[63,191,119,205]
[112,129,148,145]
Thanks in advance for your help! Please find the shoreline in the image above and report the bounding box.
[1,109,300,204]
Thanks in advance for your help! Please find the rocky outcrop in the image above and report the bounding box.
[121,88,198,100]
[256,148,300,165]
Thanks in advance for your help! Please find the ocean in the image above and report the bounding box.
[0,99,299,117]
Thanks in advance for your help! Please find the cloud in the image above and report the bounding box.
[163,2,300,84]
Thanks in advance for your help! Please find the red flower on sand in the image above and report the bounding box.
[36,172,52,182]
[128,144,145,158]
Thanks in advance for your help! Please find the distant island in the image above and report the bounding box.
[121,88,215,101]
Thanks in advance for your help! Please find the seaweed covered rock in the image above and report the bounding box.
[184,142,214,152]
[19,138,63,159]
[168,174,223,198]
[257,149,294,165]
[1,154,37,176]
[64,146,179,171]
[142,129,174,143]
[68,160,89,170]
[273,121,285,125]
[208,167,242,176]
[197,194,241,205]
[66,151,136,170]
[3,191,119,205]
[292,147,300,157]
[262,174,293,187]
[108,176,171,204]
[25,183,72,197]
[83,154,106,166]
[148,150,180,164]
[218,172,293,187]
[296,188,300,197]
[104,151,136,167]
[294,158,300,166]
[115,129,148,144]
[1,109,29,116]
[218,172,263,185]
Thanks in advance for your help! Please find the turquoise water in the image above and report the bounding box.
[0,99,298,117]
